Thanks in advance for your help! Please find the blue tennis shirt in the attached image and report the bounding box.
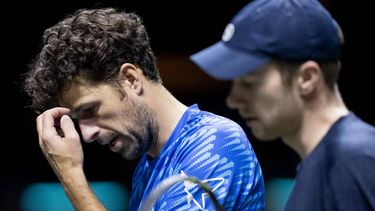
[129,104,265,210]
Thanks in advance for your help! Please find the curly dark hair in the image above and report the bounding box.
[22,7,161,113]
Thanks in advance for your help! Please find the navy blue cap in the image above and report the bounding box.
[190,0,342,80]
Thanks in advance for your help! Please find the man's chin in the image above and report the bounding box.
[120,150,142,160]
[252,131,279,142]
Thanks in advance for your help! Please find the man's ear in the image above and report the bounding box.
[297,61,321,96]
[118,63,142,95]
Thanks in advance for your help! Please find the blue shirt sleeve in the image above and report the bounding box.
[154,123,265,211]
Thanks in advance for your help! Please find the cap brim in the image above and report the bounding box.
[190,42,269,80]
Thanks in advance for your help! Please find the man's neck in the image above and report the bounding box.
[146,84,188,158]
[283,87,349,159]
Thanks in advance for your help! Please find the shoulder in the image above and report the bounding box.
[190,110,248,137]
[181,110,252,153]
[327,113,375,179]
[335,113,375,140]
[173,107,259,164]
[177,110,258,167]
[328,113,375,157]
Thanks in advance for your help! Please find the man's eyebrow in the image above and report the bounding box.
[70,101,100,116]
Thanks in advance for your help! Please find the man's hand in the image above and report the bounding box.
[35,107,106,210]
[36,107,83,178]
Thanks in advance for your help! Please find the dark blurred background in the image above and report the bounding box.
[2,0,374,210]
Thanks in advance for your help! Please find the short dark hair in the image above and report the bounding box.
[272,59,340,90]
[22,7,161,113]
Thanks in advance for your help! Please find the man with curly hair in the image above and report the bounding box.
[22,8,265,210]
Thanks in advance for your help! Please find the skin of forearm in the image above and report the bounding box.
[57,167,107,211]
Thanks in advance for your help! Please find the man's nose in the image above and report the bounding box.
[79,123,100,143]
[226,91,240,110]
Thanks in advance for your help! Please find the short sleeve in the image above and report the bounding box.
[154,122,265,211]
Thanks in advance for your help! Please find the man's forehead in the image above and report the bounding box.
[59,80,90,108]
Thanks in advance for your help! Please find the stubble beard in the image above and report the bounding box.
[120,102,159,160]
